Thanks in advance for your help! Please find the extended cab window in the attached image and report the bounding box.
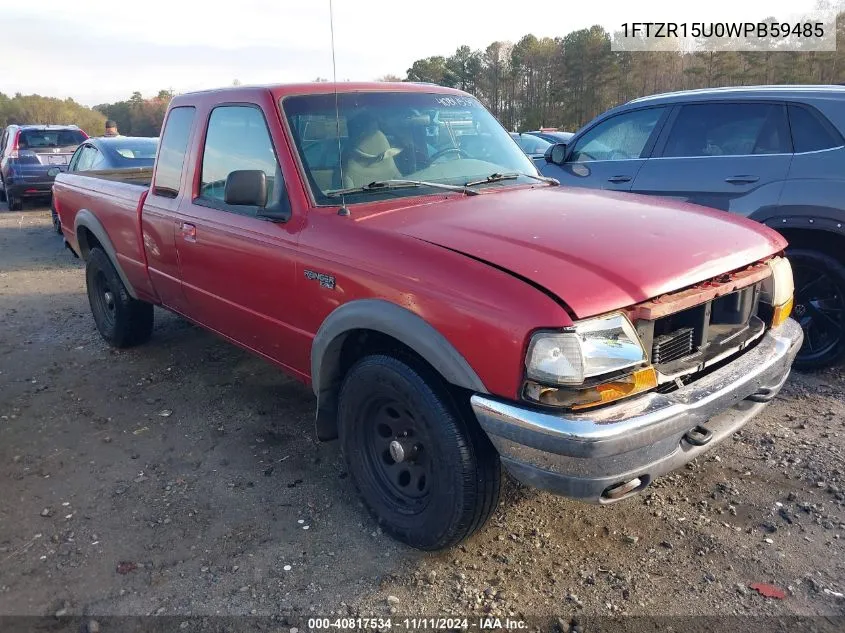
[788,104,844,153]
[153,106,195,198]
[569,108,665,162]
[663,103,790,157]
[198,105,285,214]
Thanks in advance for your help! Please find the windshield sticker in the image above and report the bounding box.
[434,96,481,108]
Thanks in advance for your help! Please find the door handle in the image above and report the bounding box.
[607,175,632,183]
[725,175,759,184]
[180,222,196,242]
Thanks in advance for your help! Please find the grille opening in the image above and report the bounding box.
[652,327,694,364]
[643,282,763,373]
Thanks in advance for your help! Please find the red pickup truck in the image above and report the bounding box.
[54,82,803,551]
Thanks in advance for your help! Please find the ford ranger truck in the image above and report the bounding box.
[53,83,804,551]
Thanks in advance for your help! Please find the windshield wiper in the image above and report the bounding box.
[464,172,560,187]
[325,179,479,198]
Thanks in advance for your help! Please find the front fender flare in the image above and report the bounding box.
[75,208,139,299]
[311,299,488,440]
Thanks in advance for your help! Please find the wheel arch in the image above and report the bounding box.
[74,209,139,299]
[311,299,488,441]
[766,222,845,265]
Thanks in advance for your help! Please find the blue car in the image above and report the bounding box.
[49,135,159,234]
[539,86,845,370]
[0,124,88,210]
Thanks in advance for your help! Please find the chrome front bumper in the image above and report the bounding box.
[471,318,804,503]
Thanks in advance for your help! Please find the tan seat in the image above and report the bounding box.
[342,129,402,188]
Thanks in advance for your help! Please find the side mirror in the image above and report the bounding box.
[224,170,267,207]
[545,143,568,165]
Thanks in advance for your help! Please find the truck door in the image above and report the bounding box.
[141,106,195,313]
[174,103,307,375]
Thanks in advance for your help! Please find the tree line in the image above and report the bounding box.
[0,90,172,138]
[94,90,173,137]
[0,93,107,135]
[403,11,845,132]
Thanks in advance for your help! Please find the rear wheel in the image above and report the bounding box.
[787,248,845,370]
[85,247,154,347]
[50,199,61,234]
[7,188,22,211]
[338,354,500,550]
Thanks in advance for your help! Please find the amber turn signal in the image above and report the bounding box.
[570,366,658,411]
[771,295,794,328]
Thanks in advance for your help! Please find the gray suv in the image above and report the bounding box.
[539,86,845,370]
[0,124,88,210]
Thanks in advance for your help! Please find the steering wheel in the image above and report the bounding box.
[430,147,470,163]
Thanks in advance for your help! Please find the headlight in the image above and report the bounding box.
[525,313,647,386]
[761,256,794,327]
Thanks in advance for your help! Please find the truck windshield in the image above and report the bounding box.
[282,91,538,204]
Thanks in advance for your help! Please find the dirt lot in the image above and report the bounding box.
[1,202,844,627]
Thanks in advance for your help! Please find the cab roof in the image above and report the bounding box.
[170,82,471,108]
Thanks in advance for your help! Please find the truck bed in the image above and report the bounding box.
[53,170,155,300]
[76,166,153,187]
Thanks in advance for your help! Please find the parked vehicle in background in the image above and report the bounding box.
[526,129,574,144]
[0,124,88,210]
[68,136,159,171]
[54,82,801,551]
[539,85,845,370]
[510,132,553,166]
[50,136,159,233]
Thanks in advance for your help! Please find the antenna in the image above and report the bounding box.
[329,0,349,216]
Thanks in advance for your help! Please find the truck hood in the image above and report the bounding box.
[357,186,786,318]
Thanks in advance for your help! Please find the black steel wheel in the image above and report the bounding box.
[338,354,500,550]
[788,248,845,370]
[91,266,118,333]
[85,247,154,348]
[361,395,433,509]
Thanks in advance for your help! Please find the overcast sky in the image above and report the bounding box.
[0,0,834,106]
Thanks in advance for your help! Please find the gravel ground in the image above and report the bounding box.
[1,203,844,626]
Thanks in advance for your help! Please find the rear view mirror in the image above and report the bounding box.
[546,143,567,165]
[224,170,267,207]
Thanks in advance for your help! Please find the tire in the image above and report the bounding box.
[787,248,845,370]
[7,189,22,211]
[85,247,154,347]
[0,177,6,203]
[50,200,62,234]
[338,353,501,550]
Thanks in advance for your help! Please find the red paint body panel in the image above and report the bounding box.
[53,83,787,402]
[353,185,787,318]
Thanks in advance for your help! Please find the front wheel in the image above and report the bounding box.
[85,247,154,347]
[338,354,501,550]
[788,248,845,370]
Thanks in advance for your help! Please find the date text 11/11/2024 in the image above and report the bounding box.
[619,21,826,39]
[307,617,529,630]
